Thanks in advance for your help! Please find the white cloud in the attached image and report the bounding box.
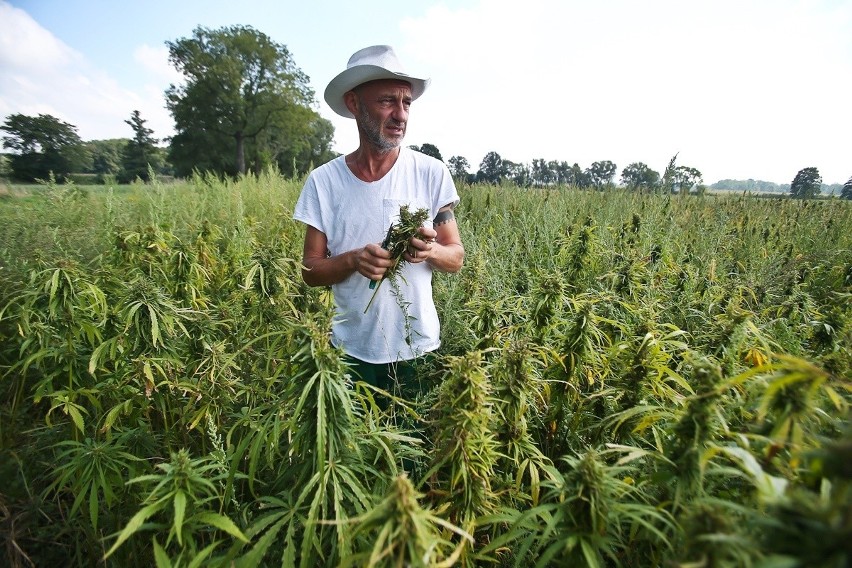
[0,2,73,71]
[0,2,174,143]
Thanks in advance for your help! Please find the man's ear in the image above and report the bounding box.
[343,91,359,116]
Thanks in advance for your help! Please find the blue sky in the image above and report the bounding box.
[1,0,850,185]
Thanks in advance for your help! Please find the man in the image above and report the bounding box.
[293,45,464,398]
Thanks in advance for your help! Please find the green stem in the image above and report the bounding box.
[364,278,385,313]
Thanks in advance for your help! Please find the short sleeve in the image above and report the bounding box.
[293,174,325,234]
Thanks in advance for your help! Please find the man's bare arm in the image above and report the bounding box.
[301,225,394,287]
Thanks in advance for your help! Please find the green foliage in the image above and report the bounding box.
[1,113,91,181]
[425,351,501,535]
[120,110,162,183]
[364,205,430,313]
[343,474,472,568]
[0,152,10,178]
[477,151,507,184]
[0,175,850,567]
[447,155,470,179]
[481,448,676,567]
[85,138,128,177]
[165,25,330,177]
[412,143,443,162]
[587,160,617,189]
[790,166,822,199]
[711,178,788,192]
[104,448,248,561]
[621,161,661,192]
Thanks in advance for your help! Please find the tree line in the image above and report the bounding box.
[416,145,819,197]
[411,144,704,194]
[0,112,165,184]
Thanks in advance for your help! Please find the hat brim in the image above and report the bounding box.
[324,65,430,118]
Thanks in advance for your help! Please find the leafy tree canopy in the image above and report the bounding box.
[447,155,470,179]
[1,113,90,181]
[85,139,127,176]
[790,167,822,199]
[566,163,591,188]
[673,166,703,193]
[1,113,81,154]
[621,162,660,192]
[477,151,506,184]
[586,160,617,189]
[531,159,554,185]
[253,108,337,176]
[505,160,531,187]
[165,25,327,177]
[416,143,443,162]
[710,179,788,192]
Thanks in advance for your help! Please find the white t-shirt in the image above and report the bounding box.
[293,147,460,364]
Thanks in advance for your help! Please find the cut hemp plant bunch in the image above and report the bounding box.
[364,204,431,313]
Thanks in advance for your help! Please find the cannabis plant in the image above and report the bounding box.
[424,352,501,535]
[344,474,472,568]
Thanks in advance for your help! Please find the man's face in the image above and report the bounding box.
[352,79,412,152]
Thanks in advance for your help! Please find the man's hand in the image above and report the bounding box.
[404,209,464,273]
[404,225,438,263]
[356,243,395,282]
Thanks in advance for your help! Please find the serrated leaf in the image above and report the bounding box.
[194,512,248,542]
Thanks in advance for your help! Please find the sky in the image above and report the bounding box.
[1,0,850,185]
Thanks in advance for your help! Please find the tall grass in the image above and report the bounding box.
[1,174,849,567]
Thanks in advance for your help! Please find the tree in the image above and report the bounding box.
[565,163,591,188]
[416,143,443,162]
[586,160,617,189]
[554,161,573,186]
[621,162,660,192]
[841,176,852,200]
[448,155,470,179]
[1,113,90,181]
[790,167,822,199]
[257,110,337,176]
[85,139,127,178]
[477,151,506,184]
[282,113,337,174]
[672,166,703,194]
[165,25,319,176]
[531,159,555,186]
[120,110,161,182]
[505,160,531,187]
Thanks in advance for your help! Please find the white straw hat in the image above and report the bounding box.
[324,45,430,118]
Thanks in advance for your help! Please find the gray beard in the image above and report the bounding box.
[358,105,402,153]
